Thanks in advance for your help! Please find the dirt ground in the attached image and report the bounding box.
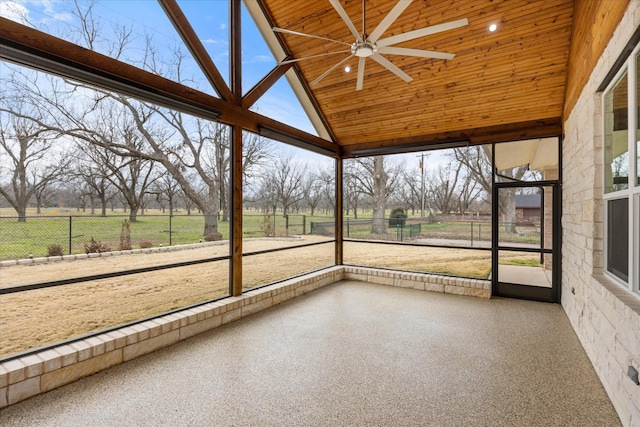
[0,237,527,357]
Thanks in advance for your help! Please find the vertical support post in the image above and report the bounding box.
[169,215,173,246]
[69,216,72,255]
[230,125,243,296]
[230,0,243,297]
[285,214,289,235]
[303,215,306,235]
[540,188,545,265]
[491,143,499,295]
[418,153,425,218]
[335,157,343,265]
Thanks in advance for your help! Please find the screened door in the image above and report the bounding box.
[492,183,560,302]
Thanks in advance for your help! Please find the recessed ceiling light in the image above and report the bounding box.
[345,66,351,73]
[489,23,498,32]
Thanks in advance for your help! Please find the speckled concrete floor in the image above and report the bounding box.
[0,281,620,426]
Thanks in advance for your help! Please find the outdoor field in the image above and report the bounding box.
[0,208,540,357]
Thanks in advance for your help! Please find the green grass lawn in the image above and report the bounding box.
[0,207,539,260]
[0,208,335,261]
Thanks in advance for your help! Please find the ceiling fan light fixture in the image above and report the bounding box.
[352,41,377,57]
[275,1,469,90]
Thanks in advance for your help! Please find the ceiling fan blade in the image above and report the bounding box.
[273,27,352,46]
[377,18,469,48]
[356,57,366,91]
[370,54,412,82]
[329,0,363,43]
[311,54,354,85]
[279,50,353,64]
[368,0,413,43]
[377,46,455,60]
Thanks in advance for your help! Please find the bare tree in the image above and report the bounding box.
[398,170,421,215]
[150,172,181,215]
[259,154,306,217]
[346,156,403,234]
[453,146,527,231]
[32,175,57,214]
[456,172,482,214]
[0,113,67,221]
[427,163,463,214]
[301,172,325,216]
[316,166,336,216]
[342,162,360,218]
[72,143,117,216]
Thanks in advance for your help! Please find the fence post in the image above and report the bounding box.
[68,216,72,255]
[302,215,306,235]
[471,221,474,247]
[347,218,350,238]
[285,214,289,235]
[169,215,173,246]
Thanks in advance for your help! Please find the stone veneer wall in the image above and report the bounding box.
[0,266,489,408]
[562,1,640,425]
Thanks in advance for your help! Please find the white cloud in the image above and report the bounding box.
[219,23,227,30]
[0,1,30,25]
[0,1,71,27]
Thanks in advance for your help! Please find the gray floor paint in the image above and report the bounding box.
[0,280,620,426]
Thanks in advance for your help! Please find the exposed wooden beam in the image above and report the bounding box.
[341,118,563,157]
[335,157,343,265]
[0,17,228,120]
[158,0,234,103]
[231,124,243,296]
[230,0,243,296]
[230,0,242,105]
[0,17,336,155]
[243,62,294,109]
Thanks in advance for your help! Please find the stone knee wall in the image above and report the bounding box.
[0,265,490,408]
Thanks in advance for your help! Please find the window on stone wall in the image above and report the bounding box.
[607,197,629,282]
[604,72,629,193]
[602,46,640,293]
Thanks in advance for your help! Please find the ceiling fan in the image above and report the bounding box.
[273,0,468,91]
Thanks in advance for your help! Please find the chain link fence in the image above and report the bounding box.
[311,216,541,247]
[0,214,312,261]
[1,213,542,261]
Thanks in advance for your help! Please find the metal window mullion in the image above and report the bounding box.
[634,194,640,292]
[629,51,638,291]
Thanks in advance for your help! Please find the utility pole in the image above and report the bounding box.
[417,153,426,218]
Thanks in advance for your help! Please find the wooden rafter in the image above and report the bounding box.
[158,0,234,103]
[243,62,294,109]
[0,17,337,154]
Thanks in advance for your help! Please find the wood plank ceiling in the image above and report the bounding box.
[259,0,574,152]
